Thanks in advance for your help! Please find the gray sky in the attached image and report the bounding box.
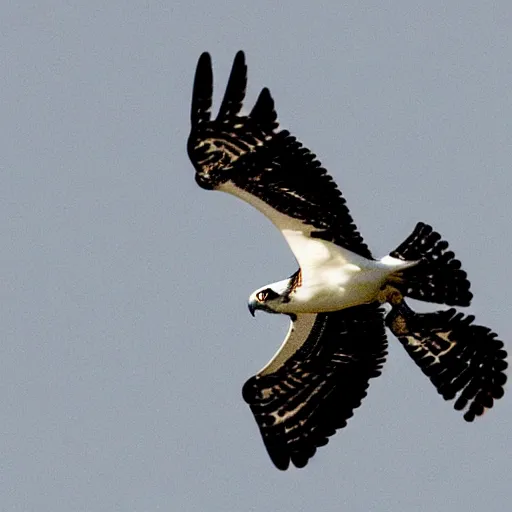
[1,1,511,511]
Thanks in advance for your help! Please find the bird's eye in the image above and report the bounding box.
[256,291,268,302]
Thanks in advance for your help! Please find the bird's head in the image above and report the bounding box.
[248,280,289,316]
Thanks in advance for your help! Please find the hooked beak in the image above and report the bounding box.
[248,299,257,317]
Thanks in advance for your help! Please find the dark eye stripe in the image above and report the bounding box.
[257,291,267,302]
[257,288,280,302]
[267,289,280,300]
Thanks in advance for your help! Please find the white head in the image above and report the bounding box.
[247,279,291,316]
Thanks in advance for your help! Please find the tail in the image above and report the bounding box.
[388,222,472,307]
[386,300,507,421]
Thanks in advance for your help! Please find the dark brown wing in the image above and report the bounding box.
[187,51,372,258]
[242,303,387,470]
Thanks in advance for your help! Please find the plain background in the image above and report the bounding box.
[1,2,510,511]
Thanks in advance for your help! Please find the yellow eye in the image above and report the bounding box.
[256,291,268,302]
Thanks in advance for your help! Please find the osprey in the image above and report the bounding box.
[187,51,507,470]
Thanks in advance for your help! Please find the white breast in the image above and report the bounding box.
[283,241,405,313]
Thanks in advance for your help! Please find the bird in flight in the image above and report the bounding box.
[187,51,507,470]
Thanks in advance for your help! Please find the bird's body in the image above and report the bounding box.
[219,173,416,315]
[250,251,414,315]
[187,50,507,470]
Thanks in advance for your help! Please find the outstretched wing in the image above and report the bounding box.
[386,300,507,421]
[242,303,387,470]
[187,51,373,265]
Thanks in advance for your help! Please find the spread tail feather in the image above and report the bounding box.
[389,222,472,307]
[386,300,507,421]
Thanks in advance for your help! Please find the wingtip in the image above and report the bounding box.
[272,456,290,471]
[191,50,279,133]
[217,50,248,120]
[197,51,212,67]
[190,51,213,126]
[234,50,246,65]
[266,443,291,471]
[250,86,279,131]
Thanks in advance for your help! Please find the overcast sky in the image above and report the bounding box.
[1,2,511,511]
